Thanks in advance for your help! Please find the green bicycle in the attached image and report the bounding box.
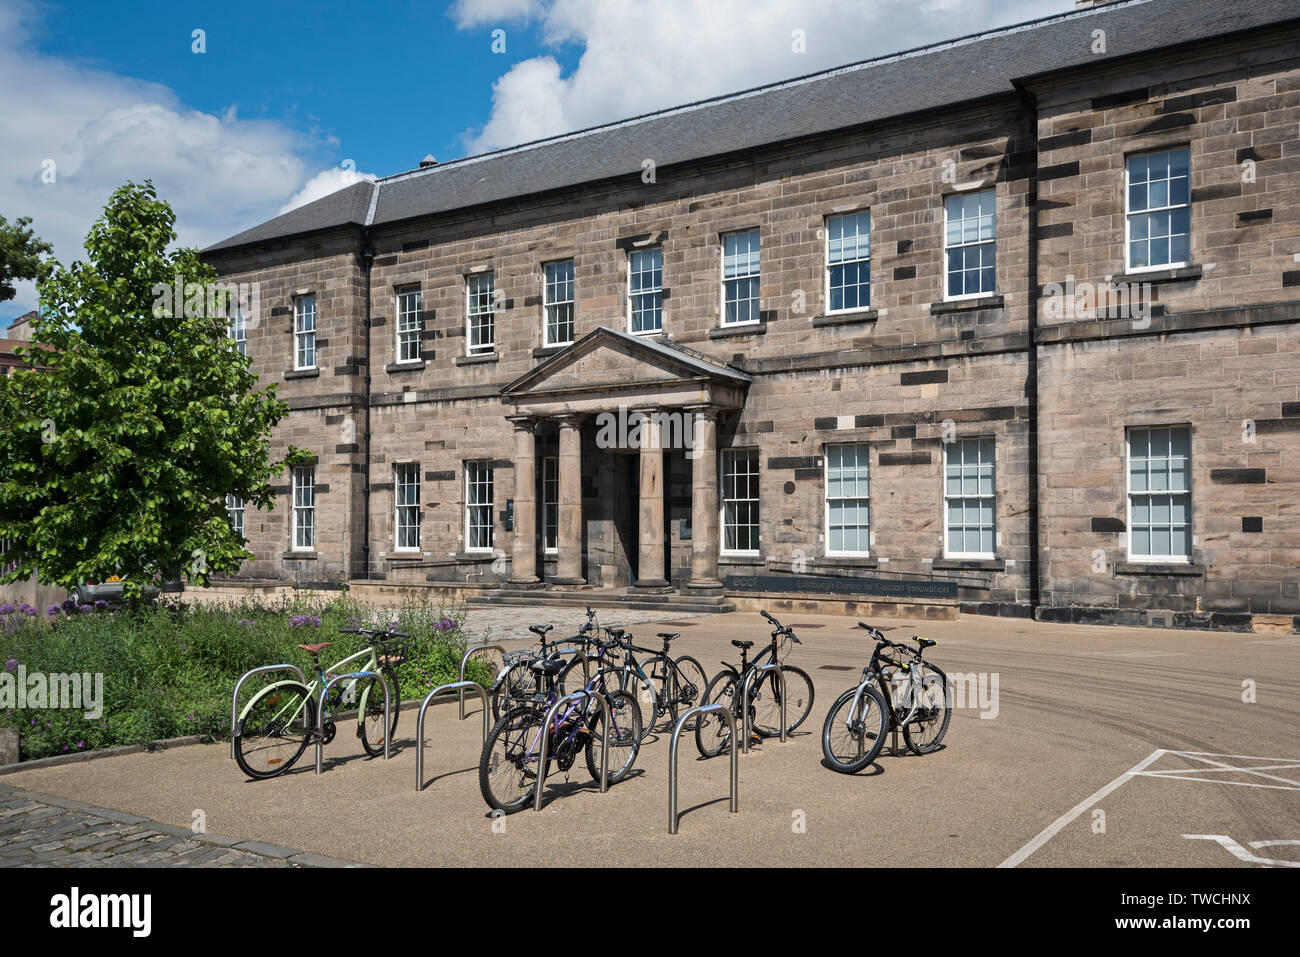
[232,627,406,779]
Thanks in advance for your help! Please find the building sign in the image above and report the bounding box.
[724,572,958,600]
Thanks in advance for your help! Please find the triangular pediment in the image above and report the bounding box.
[501,326,749,400]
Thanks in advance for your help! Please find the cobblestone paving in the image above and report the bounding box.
[458,604,715,645]
[0,784,362,868]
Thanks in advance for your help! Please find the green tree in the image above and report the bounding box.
[0,214,53,303]
[0,181,306,597]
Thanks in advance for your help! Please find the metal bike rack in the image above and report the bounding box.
[668,703,738,835]
[458,644,506,719]
[740,662,787,753]
[316,670,392,774]
[230,664,308,759]
[533,690,611,812]
[416,680,490,792]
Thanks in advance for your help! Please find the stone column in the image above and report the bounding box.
[554,414,586,585]
[634,408,668,588]
[687,406,723,591]
[507,415,539,586]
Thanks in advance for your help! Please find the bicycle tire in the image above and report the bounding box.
[492,659,535,721]
[821,685,889,773]
[359,667,400,757]
[751,665,815,738]
[694,669,741,758]
[584,689,642,784]
[234,681,316,779]
[902,666,951,755]
[479,704,545,814]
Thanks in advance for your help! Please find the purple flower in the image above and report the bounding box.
[3,659,17,673]
[289,614,322,628]
[18,602,35,616]
[77,604,93,614]
[61,598,75,612]
[46,604,61,616]
[93,599,108,610]
[0,603,14,615]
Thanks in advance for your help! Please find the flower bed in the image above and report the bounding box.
[0,594,485,762]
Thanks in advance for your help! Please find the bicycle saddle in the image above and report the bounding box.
[529,624,553,637]
[917,637,937,649]
[531,657,565,675]
[657,632,679,641]
[730,640,754,650]
[297,642,332,654]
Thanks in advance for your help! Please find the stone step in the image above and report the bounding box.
[468,589,733,615]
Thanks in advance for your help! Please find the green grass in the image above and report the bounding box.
[0,593,487,761]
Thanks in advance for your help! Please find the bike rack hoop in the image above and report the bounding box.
[533,690,611,812]
[459,644,507,720]
[740,662,787,753]
[315,670,392,774]
[231,664,308,759]
[668,704,738,835]
[416,680,491,792]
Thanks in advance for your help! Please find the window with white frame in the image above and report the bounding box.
[225,494,245,539]
[944,191,996,300]
[944,438,996,558]
[396,288,422,363]
[628,247,663,334]
[721,449,760,553]
[825,443,870,555]
[1127,426,1191,561]
[1126,148,1190,271]
[228,308,247,357]
[722,229,760,325]
[826,212,871,313]
[466,273,495,355]
[542,456,558,553]
[291,466,315,550]
[465,460,494,551]
[394,463,421,550]
[294,295,316,369]
[544,261,574,347]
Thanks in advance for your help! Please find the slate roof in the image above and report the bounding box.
[205,0,1300,254]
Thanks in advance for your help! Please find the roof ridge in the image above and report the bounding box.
[378,0,1152,186]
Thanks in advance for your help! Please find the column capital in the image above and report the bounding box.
[554,412,585,429]
[684,404,723,421]
[506,413,538,431]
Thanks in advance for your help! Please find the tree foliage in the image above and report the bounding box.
[0,181,306,596]
[0,214,53,303]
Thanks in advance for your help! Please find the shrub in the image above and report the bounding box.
[0,592,481,761]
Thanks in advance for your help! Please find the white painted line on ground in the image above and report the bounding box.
[997,748,1166,868]
[1140,775,1300,791]
[1154,751,1300,788]
[1182,834,1300,867]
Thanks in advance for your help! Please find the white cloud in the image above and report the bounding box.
[279,166,378,215]
[0,1,349,321]
[457,0,1065,153]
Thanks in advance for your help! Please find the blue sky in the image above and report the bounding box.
[1,0,1066,323]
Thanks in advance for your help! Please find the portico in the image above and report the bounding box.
[500,327,749,593]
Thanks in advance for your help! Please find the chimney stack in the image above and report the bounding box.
[419,154,438,169]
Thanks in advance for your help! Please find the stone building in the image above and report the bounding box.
[202,0,1300,632]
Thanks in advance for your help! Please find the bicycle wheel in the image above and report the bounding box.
[557,654,598,700]
[585,689,642,784]
[694,670,741,758]
[479,705,545,814]
[902,667,951,755]
[359,667,400,757]
[600,666,656,741]
[646,654,708,731]
[821,685,888,773]
[234,681,315,779]
[491,659,534,721]
[751,665,815,738]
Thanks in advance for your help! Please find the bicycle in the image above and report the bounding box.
[821,621,951,774]
[490,623,588,721]
[581,626,708,737]
[694,610,815,758]
[479,648,642,814]
[232,627,408,779]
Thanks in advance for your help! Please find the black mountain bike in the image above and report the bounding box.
[821,621,951,773]
[694,610,815,758]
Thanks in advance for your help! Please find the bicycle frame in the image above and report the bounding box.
[238,643,383,741]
